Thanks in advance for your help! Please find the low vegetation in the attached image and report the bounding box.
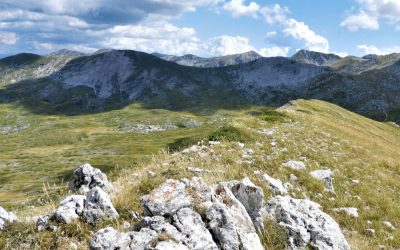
[1,99,399,249]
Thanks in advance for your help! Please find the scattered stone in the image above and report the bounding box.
[289,174,298,181]
[208,141,220,146]
[262,173,288,195]
[352,179,360,184]
[310,169,335,192]
[0,206,17,230]
[53,195,85,224]
[187,166,212,175]
[83,187,119,224]
[146,170,156,177]
[383,221,396,230]
[333,207,359,218]
[366,228,375,236]
[119,124,177,133]
[36,214,52,231]
[282,160,307,170]
[68,163,113,194]
[266,196,350,250]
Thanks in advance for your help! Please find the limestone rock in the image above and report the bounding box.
[230,177,264,232]
[262,174,288,195]
[154,241,189,250]
[282,161,307,170]
[310,169,335,192]
[83,187,119,224]
[0,206,17,230]
[89,227,131,250]
[173,207,218,250]
[36,214,52,231]
[266,196,350,250]
[53,195,85,224]
[383,221,396,230]
[68,163,113,194]
[140,177,212,216]
[210,184,264,250]
[333,207,359,218]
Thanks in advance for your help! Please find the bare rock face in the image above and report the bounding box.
[266,196,350,250]
[83,187,119,224]
[68,163,113,194]
[172,208,218,250]
[211,184,264,250]
[229,178,264,231]
[0,206,17,230]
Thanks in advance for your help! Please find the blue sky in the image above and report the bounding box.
[0,0,400,58]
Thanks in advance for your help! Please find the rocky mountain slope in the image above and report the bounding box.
[0,49,399,123]
[291,49,342,66]
[153,50,262,67]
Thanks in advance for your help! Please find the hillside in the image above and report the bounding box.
[0,99,399,249]
[0,49,399,124]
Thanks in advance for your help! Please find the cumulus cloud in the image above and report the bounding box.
[258,46,289,57]
[341,0,400,31]
[260,4,290,24]
[259,4,329,52]
[357,44,400,55]
[223,0,260,18]
[282,19,329,52]
[0,31,18,45]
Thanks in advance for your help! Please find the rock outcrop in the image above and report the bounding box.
[91,177,263,250]
[83,187,119,224]
[0,206,17,230]
[68,163,113,194]
[266,195,350,250]
[88,175,350,250]
[37,171,118,230]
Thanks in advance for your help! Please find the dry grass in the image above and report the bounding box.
[1,99,399,249]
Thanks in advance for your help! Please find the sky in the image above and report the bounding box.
[0,0,400,58]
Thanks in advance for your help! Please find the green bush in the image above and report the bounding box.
[208,125,250,142]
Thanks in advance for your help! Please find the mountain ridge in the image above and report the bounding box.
[0,49,399,123]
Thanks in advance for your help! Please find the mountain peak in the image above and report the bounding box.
[291,49,342,67]
[49,49,85,57]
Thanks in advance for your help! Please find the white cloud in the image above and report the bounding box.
[341,0,400,31]
[223,0,260,18]
[204,35,256,55]
[259,4,329,53]
[98,23,200,55]
[341,11,379,31]
[0,31,18,45]
[260,4,289,24]
[282,19,329,52]
[258,46,289,57]
[357,44,400,55]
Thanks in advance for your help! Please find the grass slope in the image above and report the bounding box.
[0,99,399,249]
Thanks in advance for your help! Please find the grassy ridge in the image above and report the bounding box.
[0,99,399,249]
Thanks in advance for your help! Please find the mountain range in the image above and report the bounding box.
[0,48,399,123]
